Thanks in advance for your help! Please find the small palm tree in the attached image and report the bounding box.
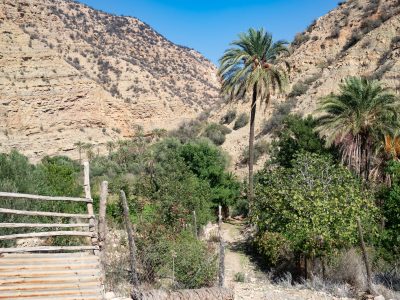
[218,28,289,204]
[316,77,400,180]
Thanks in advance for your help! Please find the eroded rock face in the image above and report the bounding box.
[0,0,220,161]
[211,0,400,175]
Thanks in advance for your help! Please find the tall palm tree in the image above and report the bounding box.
[316,77,400,180]
[218,28,289,205]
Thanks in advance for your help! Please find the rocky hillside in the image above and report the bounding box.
[0,0,219,160]
[211,0,400,175]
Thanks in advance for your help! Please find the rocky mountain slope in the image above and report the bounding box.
[0,0,219,160]
[211,0,400,175]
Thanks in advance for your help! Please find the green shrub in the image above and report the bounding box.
[234,272,246,282]
[147,230,217,289]
[240,140,269,165]
[253,152,378,259]
[233,113,249,130]
[254,232,291,265]
[202,123,231,146]
[262,99,296,135]
[268,115,335,168]
[289,82,309,97]
[220,110,237,125]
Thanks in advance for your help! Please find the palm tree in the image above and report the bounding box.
[316,77,400,180]
[218,28,289,205]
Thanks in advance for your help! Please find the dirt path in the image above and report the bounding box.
[221,221,354,300]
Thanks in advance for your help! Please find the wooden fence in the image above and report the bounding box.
[0,162,105,299]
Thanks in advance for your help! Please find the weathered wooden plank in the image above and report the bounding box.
[0,269,100,277]
[1,295,101,300]
[1,252,95,258]
[0,287,102,298]
[0,281,100,291]
[0,246,99,253]
[0,223,89,228]
[0,256,99,265]
[0,231,94,241]
[0,263,99,272]
[0,275,101,285]
[0,192,92,203]
[0,208,93,219]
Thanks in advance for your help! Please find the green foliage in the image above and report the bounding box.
[379,161,400,257]
[241,140,269,165]
[288,82,308,97]
[269,115,334,168]
[254,232,291,265]
[233,113,249,130]
[253,152,378,260]
[316,77,400,180]
[138,230,217,289]
[218,28,289,102]
[261,99,296,135]
[220,110,237,125]
[234,272,246,282]
[202,123,231,146]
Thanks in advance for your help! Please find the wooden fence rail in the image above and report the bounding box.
[0,192,92,203]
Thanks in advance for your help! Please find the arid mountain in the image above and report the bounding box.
[211,0,400,175]
[0,0,219,160]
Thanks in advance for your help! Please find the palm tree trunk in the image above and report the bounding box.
[248,84,257,208]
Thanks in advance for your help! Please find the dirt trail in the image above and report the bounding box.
[221,221,354,300]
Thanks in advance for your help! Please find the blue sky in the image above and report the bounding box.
[77,0,339,65]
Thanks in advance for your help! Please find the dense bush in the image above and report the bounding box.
[233,113,249,130]
[219,110,237,125]
[268,115,335,168]
[202,123,231,146]
[253,152,378,263]
[288,82,309,97]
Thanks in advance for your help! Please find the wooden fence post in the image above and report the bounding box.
[120,190,139,286]
[98,181,108,249]
[218,205,225,287]
[193,210,198,239]
[356,217,374,295]
[84,161,99,255]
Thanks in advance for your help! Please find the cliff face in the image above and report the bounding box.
[211,0,400,175]
[0,0,219,160]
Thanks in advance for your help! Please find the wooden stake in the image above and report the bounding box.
[83,161,99,255]
[193,210,197,239]
[98,181,108,249]
[218,205,225,287]
[356,217,374,295]
[120,190,139,286]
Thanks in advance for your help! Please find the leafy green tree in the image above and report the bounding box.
[316,77,400,180]
[380,161,400,257]
[269,115,334,168]
[219,28,289,205]
[253,152,377,262]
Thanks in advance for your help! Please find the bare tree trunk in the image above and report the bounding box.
[248,84,258,209]
[218,205,225,287]
[356,217,374,295]
[120,190,139,286]
[98,181,108,249]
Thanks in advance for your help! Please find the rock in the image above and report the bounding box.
[374,296,385,300]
